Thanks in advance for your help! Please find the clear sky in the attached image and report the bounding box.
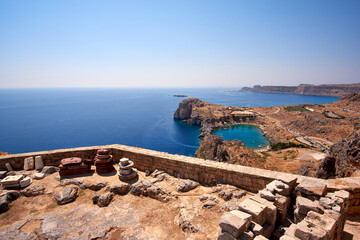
[0,0,359,88]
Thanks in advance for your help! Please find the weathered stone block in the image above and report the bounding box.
[254,235,269,240]
[239,230,255,240]
[262,223,275,239]
[296,179,327,198]
[334,190,350,201]
[296,196,323,215]
[219,212,251,238]
[230,210,252,223]
[294,220,327,240]
[274,194,291,224]
[283,223,298,239]
[249,221,263,236]
[266,180,291,196]
[259,189,275,202]
[250,194,277,225]
[238,198,267,225]
[304,211,336,239]
[218,231,236,240]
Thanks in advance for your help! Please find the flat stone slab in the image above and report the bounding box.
[1,175,23,185]
[33,172,45,180]
[296,179,327,197]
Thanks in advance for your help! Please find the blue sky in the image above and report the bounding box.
[0,0,359,88]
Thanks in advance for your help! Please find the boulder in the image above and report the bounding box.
[140,179,152,189]
[1,190,20,202]
[21,185,45,197]
[59,178,84,187]
[55,187,79,205]
[219,189,233,201]
[203,199,218,209]
[41,166,59,176]
[0,196,9,213]
[92,193,114,207]
[109,184,130,195]
[82,182,107,191]
[130,183,144,196]
[176,180,199,192]
[233,190,246,199]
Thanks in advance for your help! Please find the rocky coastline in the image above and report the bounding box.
[240,83,360,97]
[174,92,360,177]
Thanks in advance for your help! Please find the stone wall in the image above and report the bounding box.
[1,144,360,213]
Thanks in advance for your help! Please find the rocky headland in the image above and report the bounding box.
[174,92,360,177]
[240,83,360,97]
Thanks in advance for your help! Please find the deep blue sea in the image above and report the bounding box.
[0,88,338,156]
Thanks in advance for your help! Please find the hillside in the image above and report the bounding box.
[240,83,360,97]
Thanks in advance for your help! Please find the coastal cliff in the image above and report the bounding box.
[317,126,360,178]
[195,135,264,167]
[174,98,257,139]
[240,83,360,97]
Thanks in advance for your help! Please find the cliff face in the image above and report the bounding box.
[317,126,360,178]
[241,83,360,97]
[195,135,264,167]
[174,98,257,138]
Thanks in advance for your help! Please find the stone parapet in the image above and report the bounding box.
[1,144,360,214]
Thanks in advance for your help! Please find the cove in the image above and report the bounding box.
[213,124,269,150]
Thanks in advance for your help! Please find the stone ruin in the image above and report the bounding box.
[94,149,115,174]
[218,176,350,240]
[118,158,138,181]
[59,157,92,177]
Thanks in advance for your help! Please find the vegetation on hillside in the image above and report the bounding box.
[284,106,310,112]
[270,142,306,151]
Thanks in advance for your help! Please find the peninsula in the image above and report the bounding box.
[174,92,360,178]
[240,83,360,97]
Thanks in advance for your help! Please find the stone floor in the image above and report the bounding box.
[0,166,246,239]
[1,166,360,239]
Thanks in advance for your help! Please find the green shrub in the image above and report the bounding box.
[284,106,310,112]
[270,142,306,151]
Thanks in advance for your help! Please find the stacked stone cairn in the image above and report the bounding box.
[218,176,350,240]
[282,179,350,240]
[118,158,138,181]
[94,149,115,174]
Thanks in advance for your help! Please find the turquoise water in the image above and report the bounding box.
[213,124,269,150]
[0,88,338,155]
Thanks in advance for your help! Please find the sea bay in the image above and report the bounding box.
[0,88,338,155]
